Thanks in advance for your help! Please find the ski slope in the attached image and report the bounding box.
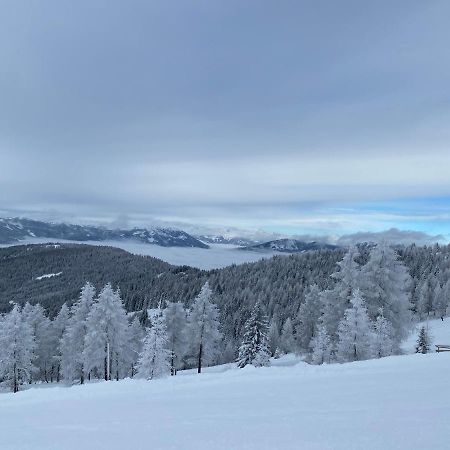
[1,353,450,450]
[402,317,450,353]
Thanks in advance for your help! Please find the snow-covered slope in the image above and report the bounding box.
[402,317,450,353]
[1,353,450,450]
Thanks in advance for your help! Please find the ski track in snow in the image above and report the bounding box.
[1,352,450,450]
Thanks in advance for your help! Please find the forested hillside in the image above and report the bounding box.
[0,244,204,314]
[1,242,450,346]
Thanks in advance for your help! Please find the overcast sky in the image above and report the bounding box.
[1,0,450,237]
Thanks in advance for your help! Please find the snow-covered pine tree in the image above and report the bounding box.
[237,301,271,368]
[163,302,187,375]
[372,308,394,358]
[417,276,437,319]
[136,314,171,380]
[267,318,280,357]
[416,326,431,354]
[360,242,412,348]
[320,248,362,342]
[60,282,95,384]
[129,316,145,378]
[0,304,36,392]
[83,284,131,381]
[309,325,333,365]
[185,282,222,373]
[295,284,322,352]
[432,282,446,318]
[49,303,69,382]
[279,318,296,354]
[22,302,52,383]
[441,280,450,317]
[336,289,374,363]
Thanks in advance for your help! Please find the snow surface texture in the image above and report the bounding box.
[1,352,450,450]
[2,238,279,269]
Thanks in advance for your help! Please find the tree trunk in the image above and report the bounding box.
[197,342,203,374]
[13,362,18,393]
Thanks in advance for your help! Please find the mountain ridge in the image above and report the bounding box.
[0,217,208,248]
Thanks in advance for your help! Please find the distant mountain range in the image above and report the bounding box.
[241,238,339,253]
[0,218,346,253]
[197,235,259,247]
[0,218,208,248]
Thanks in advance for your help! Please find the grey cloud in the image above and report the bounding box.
[336,229,445,246]
[1,1,450,234]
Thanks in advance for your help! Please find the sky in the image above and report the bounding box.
[1,0,450,239]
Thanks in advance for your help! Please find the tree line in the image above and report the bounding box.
[1,241,450,392]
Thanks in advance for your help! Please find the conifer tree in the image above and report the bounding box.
[0,305,36,392]
[360,242,412,348]
[237,301,270,368]
[83,284,131,381]
[310,325,333,365]
[49,303,70,382]
[296,284,322,352]
[267,319,280,357]
[163,302,187,375]
[129,316,145,378]
[372,309,394,358]
[185,282,222,373]
[60,282,95,384]
[416,326,431,354]
[321,248,362,341]
[22,302,52,383]
[279,318,296,354]
[137,314,171,380]
[336,289,374,362]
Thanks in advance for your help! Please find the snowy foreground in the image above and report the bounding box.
[1,352,450,450]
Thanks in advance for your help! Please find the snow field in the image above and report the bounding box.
[1,352,450,450]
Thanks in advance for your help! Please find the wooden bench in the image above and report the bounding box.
[435,345,450,353]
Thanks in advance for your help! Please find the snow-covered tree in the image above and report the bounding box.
[417,276,437,319]
[185,282,222,373]
[163,302,187,375]
[267,319,280,357]
[416,326,431,354]
[136,314,171,380]
[360,242,412,347]
[321,248,362,341]
[0,305,36,392]
[309,325,333,365]
[441,280,450,317]
[296,284,322,352]
[129,316,145,378]
[83,284,131,381]
[60,282,95,384]
[219,339,237,364]
[279,318,296,354]
[372,309,394,358]
[22,302,52,382]
[432,282,447,318]
[49,303,69,382]
[336,290,374,363]
[237,301,270,368]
